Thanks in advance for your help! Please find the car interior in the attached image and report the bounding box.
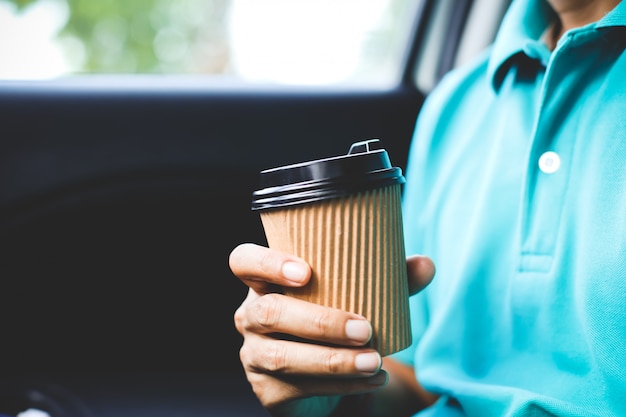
[0,0,510,415]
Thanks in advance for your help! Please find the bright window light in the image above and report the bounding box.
[0,0,419,85]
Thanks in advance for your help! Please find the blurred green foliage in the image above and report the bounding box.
[6,0,35,9]
[1,0,231,74]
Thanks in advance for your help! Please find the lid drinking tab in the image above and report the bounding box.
[347,138,383,155]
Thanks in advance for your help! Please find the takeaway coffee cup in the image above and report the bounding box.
[251,139,411,356]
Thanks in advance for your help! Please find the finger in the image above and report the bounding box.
[406,255,435,295]
[239,293,373,347]
[241,336,382,377]
[229,243,311,294]
[251,371,388,411]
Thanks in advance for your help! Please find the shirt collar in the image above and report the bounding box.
[487,0,626,92]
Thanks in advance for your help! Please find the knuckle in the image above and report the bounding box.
[254,381,288,409]
[259,342,289,373]
[233,305,247,334]
[241,358,278,406]
[240,337,289,374]
[239,343,252,366]
[252,294,282,330]
[312,310,334,338]
[322,349,345,374]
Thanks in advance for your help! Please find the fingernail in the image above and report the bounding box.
[345,320,372,343]
[355,352,381,374]
[282,261,307,284]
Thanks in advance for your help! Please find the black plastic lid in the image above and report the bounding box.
[251,139,405,211]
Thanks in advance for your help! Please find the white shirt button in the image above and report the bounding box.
[538,151,560,174]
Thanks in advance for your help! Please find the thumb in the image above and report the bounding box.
[406,255,435,295]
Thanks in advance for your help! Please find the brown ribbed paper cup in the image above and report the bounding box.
[251,139,411,356]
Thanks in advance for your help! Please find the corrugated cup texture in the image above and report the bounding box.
[260,183,411,356]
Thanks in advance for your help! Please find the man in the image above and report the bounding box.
[228,0,626,415]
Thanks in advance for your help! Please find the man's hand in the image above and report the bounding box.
[229,243,435,416]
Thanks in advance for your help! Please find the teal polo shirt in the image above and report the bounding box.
[393,0,626,415]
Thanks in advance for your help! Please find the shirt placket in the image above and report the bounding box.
[518,37,576,274]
